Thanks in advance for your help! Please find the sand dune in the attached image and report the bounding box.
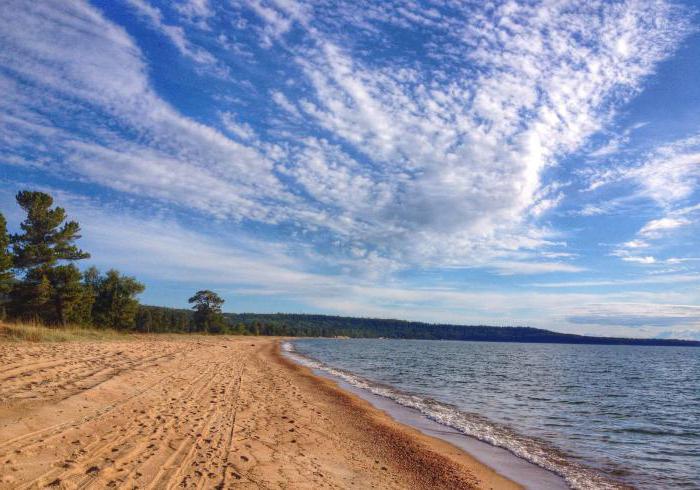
[0,337,517,489]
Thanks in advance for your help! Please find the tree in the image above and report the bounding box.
[50,264,92,325]
[0,213,14,319]
[82,266,101,293]
[0,213,13,293]
[11,191,89,270]
[188,290,225,333]
[9,191,90,323]
[140,308,153,333]
[92,269,145,329]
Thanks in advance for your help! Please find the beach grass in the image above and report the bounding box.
[0,320,131,343]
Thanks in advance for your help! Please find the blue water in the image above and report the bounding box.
[288,339,700,489]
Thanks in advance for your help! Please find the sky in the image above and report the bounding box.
[1,0,700,339]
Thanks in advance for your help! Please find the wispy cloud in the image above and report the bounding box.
[567,303,700,329]
[124,0,216,64]
[587,134,700,264]
[175,0,214,25]
[531,273,700,288]
[488,261,585,275]
[588,122,648,158]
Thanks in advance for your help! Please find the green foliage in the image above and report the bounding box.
[11,191,89,270]
[9,269,52,321]
[91,269,145,329]
[2,190,145,329]
[134,305,192,333]
[9,191,91,324]
[188,290,225,333]
[217,313,699,346]
[0,213,13,296]
[82,266,101,293]
[0,213,14,320]
[48,264,88,325]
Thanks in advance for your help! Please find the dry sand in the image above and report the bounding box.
[0,337,520,489]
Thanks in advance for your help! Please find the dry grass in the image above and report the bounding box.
[0,320,131,342]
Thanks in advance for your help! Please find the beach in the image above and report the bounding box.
[0,336,517,489]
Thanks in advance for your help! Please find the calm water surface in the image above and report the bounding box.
[290,339,700,489]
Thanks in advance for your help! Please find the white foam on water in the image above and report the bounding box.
[281,341,626,490]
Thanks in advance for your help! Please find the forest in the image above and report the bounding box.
[131,309,699,346]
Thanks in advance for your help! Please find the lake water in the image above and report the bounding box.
[287,339,700,489]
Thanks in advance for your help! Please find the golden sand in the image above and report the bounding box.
[0,336,518,489]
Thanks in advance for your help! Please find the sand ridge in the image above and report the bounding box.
[0,337,519,489]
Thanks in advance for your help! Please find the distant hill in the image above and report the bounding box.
[222,312,700,347]
[133,306,699,345]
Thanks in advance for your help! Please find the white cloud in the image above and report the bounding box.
[271,90,301,117]
[0,0,305,223]
[588,122,648,158]
[488,261,585,275]
[220,112,257,141]
[0,0,692,277]
[622,255,656,264]
[639,217,690,237]
[531,273,700,288]
[124,0,216,64]
[633,137,700,207]
[261,0,688,267]
[655,329,700,341]
[623,239,649,249]
[176,0,214,23]
[566,303,700,330]
[591,135,700,264]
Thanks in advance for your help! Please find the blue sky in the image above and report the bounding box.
[1,0,700,339]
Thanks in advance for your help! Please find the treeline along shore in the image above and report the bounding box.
[136,308,700,346]
[1,190,698,347]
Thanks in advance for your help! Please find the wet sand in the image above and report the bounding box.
[0,336,519,489]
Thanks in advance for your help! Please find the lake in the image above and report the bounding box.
[288,339,700,489]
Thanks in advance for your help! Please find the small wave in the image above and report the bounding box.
[281,341,626,490]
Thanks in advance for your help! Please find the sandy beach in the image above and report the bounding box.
[0,336,518,489]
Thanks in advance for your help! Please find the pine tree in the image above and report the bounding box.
[188,290,225,333]
[10,191,90,323]
[0,213,14,320]
[49,264,89,324]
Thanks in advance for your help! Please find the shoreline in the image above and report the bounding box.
[271,339,524,489]
[279,340,568,490]
[0,335,521,489]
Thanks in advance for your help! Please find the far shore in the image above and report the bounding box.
[0,334,519,489]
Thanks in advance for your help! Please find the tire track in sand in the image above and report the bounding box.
[14,359,221,489]
[1,341,254,490]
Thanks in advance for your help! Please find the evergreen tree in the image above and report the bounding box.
[10,270,52,321]
[0,213,14,320]
[50,264,90,324]
[188,290,225,333]
[11,191,90,269]
[82,266,101,294]
[9,191,90,323]
[92,269,145,329]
